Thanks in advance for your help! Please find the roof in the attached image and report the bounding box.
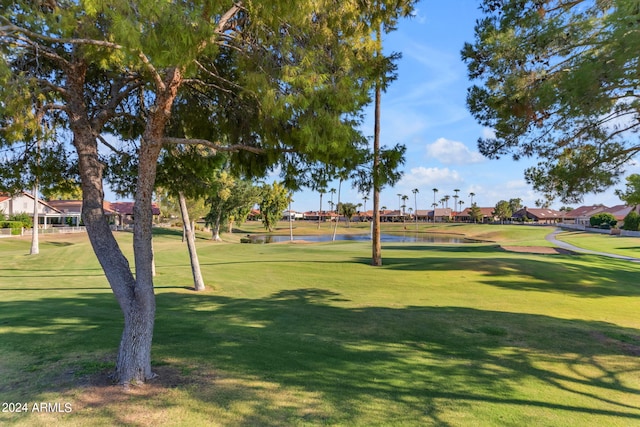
[109,201,161,216]
[459,207,495,217]
[602,205,638,221]
[563,205,608,219]
[432,208,452,217]
[2,192,63,213]
[47,199,83,213]
[513,207,563,220]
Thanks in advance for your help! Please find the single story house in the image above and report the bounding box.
[561,205,608,225]
[0,192,63,227]
[512,207,563,224]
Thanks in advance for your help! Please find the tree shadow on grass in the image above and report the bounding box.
[355,245,640,298]
[1,289,639,425]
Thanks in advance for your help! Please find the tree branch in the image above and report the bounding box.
[0,18,123,50]
[162,137,267,154]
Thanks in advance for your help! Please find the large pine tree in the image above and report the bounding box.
[1,0,416,384]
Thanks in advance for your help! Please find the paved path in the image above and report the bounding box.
[545,228,640,262]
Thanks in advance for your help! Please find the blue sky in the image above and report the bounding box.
[277,1,637,213]
[101,2,635,212]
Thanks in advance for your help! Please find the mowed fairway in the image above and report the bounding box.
[0,224,639,426]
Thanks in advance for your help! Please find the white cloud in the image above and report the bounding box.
[398,166,463,188]
[481,128,496,140]
[426,138,485,165]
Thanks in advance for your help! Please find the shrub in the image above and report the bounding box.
[590,212,617,228]
[1,220,25,234]
[623,211,640,231]
[9,213,33,228]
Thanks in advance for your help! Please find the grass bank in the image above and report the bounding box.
[0,225,639,426]
[555,230,640,258]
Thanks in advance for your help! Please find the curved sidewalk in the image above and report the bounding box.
[545,228,640,262]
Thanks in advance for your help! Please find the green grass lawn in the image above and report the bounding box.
[0,224,639,426]
[555,230,640,258]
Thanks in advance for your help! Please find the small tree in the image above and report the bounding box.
[493,200,512,224]
[622,211,640,231]
[509,198,523,214]
[615,174,640,208]
[590,212,617,228]
[469,203,483,223]
[260,182,289,232]
[10,213,33,228]
[338,202,359,228]
[206,173,260,240]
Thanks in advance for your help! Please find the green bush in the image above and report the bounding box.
[622,211,640,231]
[1,220,25,234]
[590,212,617,228]
[9,213,33,228]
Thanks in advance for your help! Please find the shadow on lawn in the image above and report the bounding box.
[1,289,639,425]
[358,245,640,298]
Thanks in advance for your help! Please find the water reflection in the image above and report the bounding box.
[247,232,480,244]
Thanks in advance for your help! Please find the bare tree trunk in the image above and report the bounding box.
[30,180,39,255]
[332,179,342,241]
[212,211,223,241]
[151,240,156,277]
[371,25,383,266]
[318,192,322,229]
[178,191,206,291]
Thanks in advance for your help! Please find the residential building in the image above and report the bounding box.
[512,207,563,224]
[0,192,63,227]
[561,205,608,225]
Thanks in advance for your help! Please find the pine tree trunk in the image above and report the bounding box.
[178,191,206,291]
[64,62,155,385]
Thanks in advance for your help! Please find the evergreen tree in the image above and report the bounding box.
[0,0,417,385]
[463,0,640,203]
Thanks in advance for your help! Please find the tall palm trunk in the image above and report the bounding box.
[371,23,382,266]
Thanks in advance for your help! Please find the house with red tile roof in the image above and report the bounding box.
[456,207,496,223]
[513,207,563,224]
[561,205,608,225]
[0,192,63,227]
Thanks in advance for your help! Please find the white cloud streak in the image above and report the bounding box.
[426,138,485,165]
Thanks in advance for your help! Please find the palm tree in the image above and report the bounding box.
[288,192,294,241]
[330,188,336,212]
[469,192,475,206]
[453,189,460,215]
[362,195,369,217]
[432,188,438,221]
[412,188,419,228]
[458,200,465,221]
[318,188,326,229]
[397,193,402,213]
[332,170,349,241]
[443,195,450,209]
[401,194,409,219]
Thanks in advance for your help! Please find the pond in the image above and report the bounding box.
[246,232,481,244]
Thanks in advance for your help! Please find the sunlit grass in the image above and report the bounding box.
[556,231,640,258]
[0,225,639,426]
